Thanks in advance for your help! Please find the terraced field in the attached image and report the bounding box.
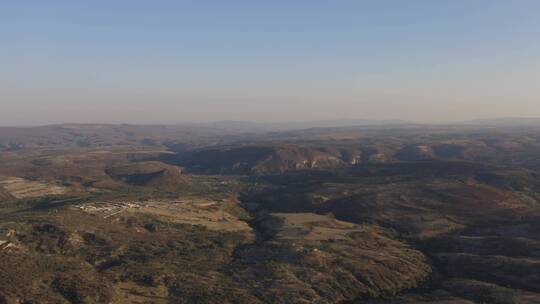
[0,177,68,199]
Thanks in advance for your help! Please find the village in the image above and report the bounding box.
[72,198,252,232]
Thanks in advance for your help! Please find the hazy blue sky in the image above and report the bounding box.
[1,1,539,125]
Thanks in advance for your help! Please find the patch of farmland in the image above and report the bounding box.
[260,212,365,241]
[0,177,68,199]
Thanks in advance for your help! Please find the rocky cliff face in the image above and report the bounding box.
[173,145,351,175]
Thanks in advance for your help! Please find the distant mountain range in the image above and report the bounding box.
[1,117,540,151]
[462,117,540,126]
[5,117,540,132]
[202,118,413,132]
